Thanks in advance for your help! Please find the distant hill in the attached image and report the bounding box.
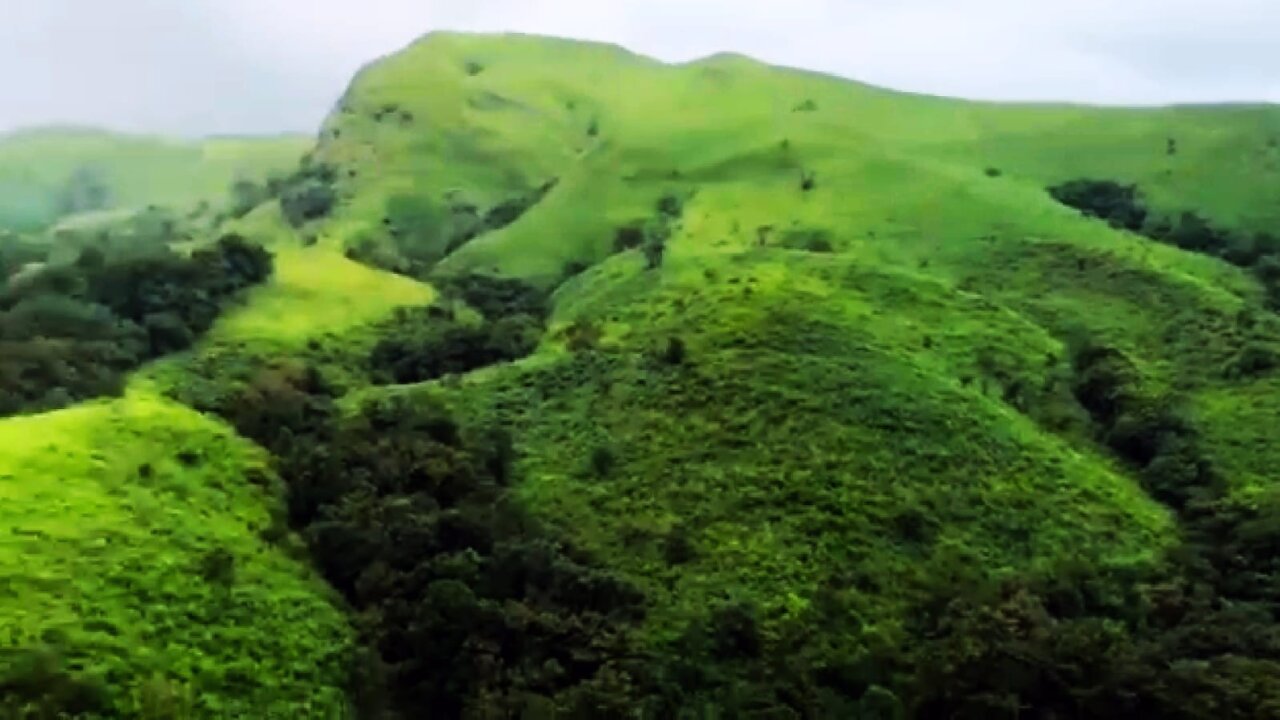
[0,126,308,232]
[3,32,1280,717]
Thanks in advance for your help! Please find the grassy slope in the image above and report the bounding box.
[142,203,436,400]
[0,392,352,716]
[304,32,1280,647]
[0,127,309,232]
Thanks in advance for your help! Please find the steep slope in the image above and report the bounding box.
[0,391,353,716]
[0,127,308,232]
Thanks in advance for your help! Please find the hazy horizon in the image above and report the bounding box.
[4,0,1279,138]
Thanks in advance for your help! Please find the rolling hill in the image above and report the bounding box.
[3,31,1280,717]
[0,127,308,233]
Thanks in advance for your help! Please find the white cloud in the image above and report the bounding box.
[1,0,1277,135]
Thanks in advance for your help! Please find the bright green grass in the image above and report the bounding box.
[0,390,352,716]
[0,127,308,232]
[142,220,435,399]
[297,32,1280,654]
[429,245,1176,647]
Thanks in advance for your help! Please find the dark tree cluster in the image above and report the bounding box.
[1049,179,1280,309]
[280,161,338,227]
[433,272,550,320]
[369,308,543,384]
[610,193,684,271]
[214,370,649,718]
[0,234,272,415]
[780,227,834,253]
[346,183,557,280]
[484,178,558,232]
[370,274,549,385]
[227,177,275,220]
[0,645,110,718]
[1049,179,1148,232]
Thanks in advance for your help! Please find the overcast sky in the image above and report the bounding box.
[2,0,1278,137]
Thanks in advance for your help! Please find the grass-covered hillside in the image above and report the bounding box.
[0,127,308,232]
[5,31,1280,717]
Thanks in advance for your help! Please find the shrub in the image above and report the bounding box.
[199,547,237,588]
[382,193,446,270]
[228,178,268,219]
[709,602,762,658]
[614,225,645,252]
[663,524,697,564]
[1048,179,1147,231]
[561,260,589,280]
[280,178,336,227]
[144,312,195,355]
[443,201,484,253]
[793,99,818,112]
[0,235,272,416]
[800,169,817,192]
[483,180,557,233]
[1225,342,1278,379]
[0,646,110,717]
[589,443,617,477]
[643,237,666,269]
[782,228,834,252]
[216,391,648,717]
[279,162,337,227]
[369,282,546,386]
[660,335,687,365]
[1256,254,1280,286]
[433,272,549,320]
[565,318,602,352]
[657,193,683,219]
[985,166,1003,178]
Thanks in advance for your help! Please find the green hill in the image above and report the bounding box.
[4,31,1280,717]
[0,127,308,232]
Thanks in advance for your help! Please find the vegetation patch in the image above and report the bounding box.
[780,227,835,253]
[279,160,338,227]
[0,234,272,415]
[1049,179,1280,308]
[370,273,549,384]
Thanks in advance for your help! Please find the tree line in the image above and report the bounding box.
[0,234,272,415]
[1050,179,1280,308]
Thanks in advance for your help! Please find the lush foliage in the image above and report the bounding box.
[280,160,338,227]
[210,366,649,717]
[1050,179,1280,307]
[345,182,558,278]
[0,234,272,414]
[370,273,549,384]
[1048,179,1148,232]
